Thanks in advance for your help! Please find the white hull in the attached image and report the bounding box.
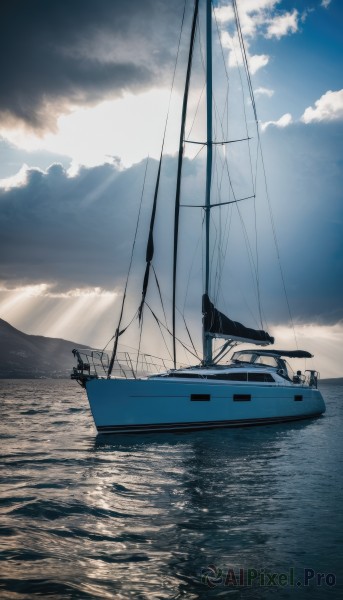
[85,378,325,434]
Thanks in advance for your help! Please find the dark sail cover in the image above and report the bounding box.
[202,294,274,345]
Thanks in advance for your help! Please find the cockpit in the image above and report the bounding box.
[231,349,318,387]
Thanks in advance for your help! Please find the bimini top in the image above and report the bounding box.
[233,349,313,360]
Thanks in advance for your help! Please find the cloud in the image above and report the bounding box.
[0,89,183,170]
[249,54,270,75]
[0,157,202,295]
[216,2,302,41]
[261,91,343,130]
[261,113,293,130]
[265,10,299,39]
[0,0,185,131]
[254,87,275,97]
[321,0,332,8]
[221,30,269,75]
[0,161,143,291]
[0,164,29,191]
[0,283,115,299]
[301,90,343,123]
[216,1,280,38]
[216,2,302,78]
[1,120,342,333]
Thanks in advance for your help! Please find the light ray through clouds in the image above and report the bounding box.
[0,285,117,348]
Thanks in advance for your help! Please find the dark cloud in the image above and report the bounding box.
[0,121,342,328]
[0,156,200,299]
[0,161,151,289]
[0,0,185,129]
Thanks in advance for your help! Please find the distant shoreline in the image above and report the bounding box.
[319,377,343,385]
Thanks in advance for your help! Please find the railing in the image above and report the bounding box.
[71,349,109,382]
[110,352,182,379]
[291,368,319,388]
[71,348,189,382]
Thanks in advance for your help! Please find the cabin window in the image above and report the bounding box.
[167,372,248,381]
[232,352,254,364]
[254,356,278,368]
[191,394,210,401]
[233,394,251,401]
[217,372,247,381]
[248,373,275,382]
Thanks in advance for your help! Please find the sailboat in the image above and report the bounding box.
[71,0,325,433]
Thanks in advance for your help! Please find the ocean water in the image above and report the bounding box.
[0,380,342,600]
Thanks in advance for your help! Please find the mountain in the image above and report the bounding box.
[0,318,92,378]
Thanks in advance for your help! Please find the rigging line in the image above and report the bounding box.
[253,191,263,328]
[118,346,182,367]
[220,150,261,309]
[214,2,256,201]
[107,157,149,375]
[197,8,206,74]
[252,139,264,329]
[136,310,145,374]
[212,106,232,300]
[218,271,262,331]
[259,143,298,348]
[146,303,200,361]
[151,264,168,327]
[186,82,206,140]
[234,0,296,344]
[182,229,202,315]
[181,312,199,358]
[231,0,263,326]
[173,0,200,369]
[212,8,231,140]
[232,0,257,122]
[215,153,232,298]
[225,31,255,197]
[153,309,174,363]
[150,272,201,360]
[185,9,205,145]
[209,209,219,295]
[234,201,262,311]
[216,204,233,304]
[190,143,206,161]
[213,4,229,80]
[218,156,263,328]
[106,3,190,377]
[212,152,222,303]
[138,0,188,325]
[216,202,234,309]
[215,160,227,305]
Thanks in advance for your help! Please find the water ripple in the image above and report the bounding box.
[0,380,342,599]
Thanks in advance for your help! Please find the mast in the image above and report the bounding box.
[203,0,213,365]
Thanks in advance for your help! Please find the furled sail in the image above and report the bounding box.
[202,294,274,345]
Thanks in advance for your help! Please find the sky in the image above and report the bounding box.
[0,0,342,377]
